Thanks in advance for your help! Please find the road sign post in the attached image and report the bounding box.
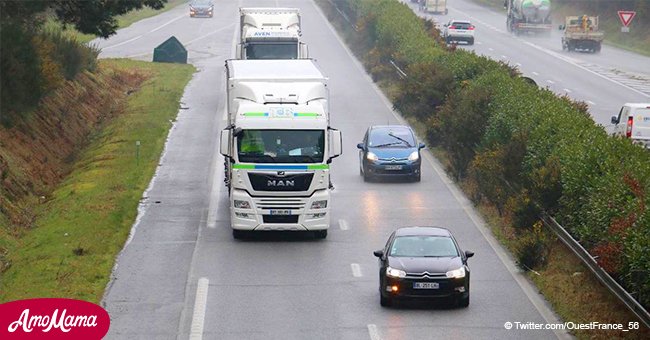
[617,10,636,33]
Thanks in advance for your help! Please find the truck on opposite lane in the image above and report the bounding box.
[220,59,342,239]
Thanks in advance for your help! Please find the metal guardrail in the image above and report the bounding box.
[389,60,408,79]
[541,213,650,328]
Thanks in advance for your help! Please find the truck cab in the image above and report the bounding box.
[237,8,309,60]
[220,60,342,239]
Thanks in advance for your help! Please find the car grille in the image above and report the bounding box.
[263,215,299,224]
[377,157,408,162]
[405,272,446,279]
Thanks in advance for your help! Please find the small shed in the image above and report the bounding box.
[153,36,187,64]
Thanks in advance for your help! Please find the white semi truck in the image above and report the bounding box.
[220,59,342,239]
[237,7,308,60]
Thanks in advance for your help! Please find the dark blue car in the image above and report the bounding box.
[357,125,425,182]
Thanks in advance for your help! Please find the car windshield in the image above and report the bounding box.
[237,129,324,163]
[191,0,211,5]
[246,42,298,59]
[368,128,415,148]
[390,236,459,257]
[451,22,471,29]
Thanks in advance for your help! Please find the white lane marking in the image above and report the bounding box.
[189,278,209,340]
[186,23,236,46]
[488,47,494,51]
[103,35,143,50]
[206,145,224,229]
[587,100,596,105]
[546,79,555,84]
[367,324,381,340]
[515,62,522,67]
[532,71,539,76]
[563,88,572,93]
[338,219,349,230]
[351,263,362,277]
[151,13,186,33]
[501,55,508,59]
[315,2,568,336]
[476,41,483,45]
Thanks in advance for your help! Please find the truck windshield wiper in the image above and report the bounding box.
[388,133,413,147]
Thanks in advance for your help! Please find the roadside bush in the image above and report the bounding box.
[392,61,454,120]
[516,222,549,271]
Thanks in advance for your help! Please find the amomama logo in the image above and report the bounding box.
[0,298,110,339]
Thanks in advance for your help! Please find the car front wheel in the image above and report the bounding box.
[380,294,392,307]
[458,293,469,308]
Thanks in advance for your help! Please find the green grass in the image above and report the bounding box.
[0,59,195,303]
[48,0,187,43]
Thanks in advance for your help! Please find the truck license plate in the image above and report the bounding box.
[270,209,291,216]
[385,165,403,170]
[413,282,439,289]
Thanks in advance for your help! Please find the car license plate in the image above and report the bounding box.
[413,282,439,289]
[270,209,291,216]
[385,165,403,170]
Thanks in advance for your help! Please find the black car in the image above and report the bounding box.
[189,0,213,17]
[373,227,474,307]
[357,125,424,182]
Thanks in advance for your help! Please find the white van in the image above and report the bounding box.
[420,0,448,15]
[611,103,650,148]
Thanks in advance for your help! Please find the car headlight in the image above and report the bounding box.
[445,267,466,279]
[386,267,406,278]
[408,151,419,161]
[366,152,378,162]
[311,200,328,209]
[234,200,250,209]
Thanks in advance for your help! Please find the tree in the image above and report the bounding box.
[0,0,167,37]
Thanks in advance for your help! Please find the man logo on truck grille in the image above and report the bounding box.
[268,180,295,187]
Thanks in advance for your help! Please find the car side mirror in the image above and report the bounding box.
[357,143,365,150]
[373,250,384,258]
[465,250,474,258]
[611,115,619,125]
[418,142,425,150]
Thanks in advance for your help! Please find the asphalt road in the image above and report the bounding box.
[88,0,637,338]
[402,0,650,128]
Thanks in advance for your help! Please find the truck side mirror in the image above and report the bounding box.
[329,129,342,160]
[611,115,619,125]
[235,44,243,59]
[419,142,426,150]
[220,129,232,157]
[299,42,309,59]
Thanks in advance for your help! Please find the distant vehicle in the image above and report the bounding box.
[611,103,650,149]
[357,125,424,182]
[189,0,213,18]
[373,227,474,307]
[443,20,475,45]
[419,0,448,15]
[505,0,552,35]
[237,8,308,60]
[560,15,603,53]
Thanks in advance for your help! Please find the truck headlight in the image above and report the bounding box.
[408,151,419,161]
[234,200,250,209]
[311,200,328,209]
[366,152,378,162]
[386,267,406,278]
[445,267,466,279]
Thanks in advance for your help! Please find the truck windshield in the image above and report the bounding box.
[246,42,298,59]
[237,130,324,163]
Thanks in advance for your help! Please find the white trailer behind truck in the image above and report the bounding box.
[220,59,342,239]
[237,7,308,59]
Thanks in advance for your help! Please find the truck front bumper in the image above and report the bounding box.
[230,189,330,231]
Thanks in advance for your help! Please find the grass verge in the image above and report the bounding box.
[0,59,195,303]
